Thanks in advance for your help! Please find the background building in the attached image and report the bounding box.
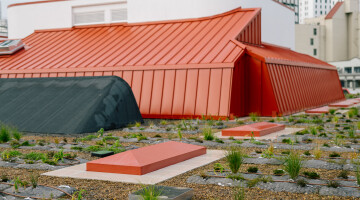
[299,0,342,24]
[275,0,300,23]
[6,0,296,49]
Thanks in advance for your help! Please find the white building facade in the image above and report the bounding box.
[275,0,300,23]
[299,0,342,24]
[6,0,296,49]
[330,58,360,91]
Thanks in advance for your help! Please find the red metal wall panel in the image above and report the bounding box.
[265,64,344,116]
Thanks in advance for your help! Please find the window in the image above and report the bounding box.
[313,49,317,56]
[345,67,352,74]
[354,67,360,73]
[320,11,323,15]
[74,11,105,25]
[310,38,314,45]
[111,9,127,22]
[313,28,317,35]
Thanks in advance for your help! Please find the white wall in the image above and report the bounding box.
[7,0,295,49]
[128,0,295,49]
[8,0,125,39]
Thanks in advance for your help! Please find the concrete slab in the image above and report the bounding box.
[42,150,225,185]
[215,127,303,141]
[329,100,357,108]
[87,141,206,175]
[305,106,332,114]
[221,122,285,137]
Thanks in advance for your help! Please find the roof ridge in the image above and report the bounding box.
[34,7,258,33]
[325,2,344,20]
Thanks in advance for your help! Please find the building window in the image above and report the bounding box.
[310,38,314,45]
[345,67,352,74]
[313,49,317,56]
[313,28,317,35]
[354,66,360,73]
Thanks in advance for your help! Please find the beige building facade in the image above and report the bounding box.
[295,0,359,62]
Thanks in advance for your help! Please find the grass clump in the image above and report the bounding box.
[327,180,340,188]
[338,170,349,179]
[226,174,245,181]
[30,173,39,188]
[284,151,302,180]
[0,126,11,143]
[247,167,258,173]
[356,166,360,186]
[329,152,341,158]
[23,152,44,161]
[249,112,259,122]
[203,127,214,141]
[233,184,246,200]
[225,147,244,174]
[303,171,320,179]
[139,185,163,200]
[273,169,285,176]
[296,179,308,187]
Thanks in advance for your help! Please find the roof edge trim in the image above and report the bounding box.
[265,58,337,70]
[8,0,67,8]
[0,63,235,75]
[325,2,344,20]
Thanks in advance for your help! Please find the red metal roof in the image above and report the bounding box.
[325,2,344,20]
[244,43,336,70]
[0,8,262,72]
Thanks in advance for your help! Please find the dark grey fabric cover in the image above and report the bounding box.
[0,76,143,134]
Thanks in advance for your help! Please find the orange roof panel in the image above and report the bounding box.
[0,7,262,72]
[325,2,344,20]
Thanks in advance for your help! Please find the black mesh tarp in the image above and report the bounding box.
[0,76,143,134]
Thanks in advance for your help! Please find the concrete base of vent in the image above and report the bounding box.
[42,150,224,184]
[221,122,285,137]
[215,128,303,140]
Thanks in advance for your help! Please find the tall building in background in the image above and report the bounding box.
[274,0,300,23]
[299,0,342,23]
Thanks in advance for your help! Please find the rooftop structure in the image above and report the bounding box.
[0,7,344,118]
[7,0,295,49]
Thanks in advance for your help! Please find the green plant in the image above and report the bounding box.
[226,174,245,181]
[282,138,294,145]
[12,130,22,141]
[215,138,224,143]
[71,189,86,200]
[30,173,38,188]
[139,185,163,200]
[232,140,243,144]
[13,177,21,193]
[177,129,182,141]
[303,171,320,179]
[213,163,224,173]
[296,179,308,187]
[135,122,141,127]
[310,127,317,136]
[329,152,341,158]
[54,149,64,162]
[203,127,214,141]
[1,150,21,161]
[329,109,336,115]
[284,151,302,180]
[154,134,162,138]
[338,170,349,179]
[247,178,260,188]
[236,120,245,125]
[1,174,8,182]
[23,152,44,161]
[249,112,259,122]
[356,166,360,186]
[304,151,311,156]
[233,184,245,200]
[225,147,243,174]
[247,167,258,173]
[281,150,290,155]
[333,116,339,123]
[80,134,97,141]
[160,120,167,125]
[327,180,340,188]
[0,126,11,143]
[273,169,285,176]
[323,143,330,147]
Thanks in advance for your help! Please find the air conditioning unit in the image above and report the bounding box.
[0,40,24,55]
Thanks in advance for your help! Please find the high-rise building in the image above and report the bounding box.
[299,0,342,24]
[274,0,300,23]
